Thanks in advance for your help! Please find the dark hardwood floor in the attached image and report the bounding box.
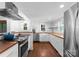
[27,42,61,57]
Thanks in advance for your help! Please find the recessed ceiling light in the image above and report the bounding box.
[60,4,64,8]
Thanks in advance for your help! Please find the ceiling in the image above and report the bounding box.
[10,2,76,22]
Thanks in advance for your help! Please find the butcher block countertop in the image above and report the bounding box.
[12,31,64,39]
[0,41,17,54]
[49,32,64,39]
[36,32,64,39]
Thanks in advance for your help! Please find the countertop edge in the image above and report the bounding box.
[0,41,17,54]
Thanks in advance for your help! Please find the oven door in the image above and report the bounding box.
[20,40,28,57]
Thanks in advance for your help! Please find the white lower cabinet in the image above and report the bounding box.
[39,34,50,42]
[0,44,18,57]
[49,35,63,56]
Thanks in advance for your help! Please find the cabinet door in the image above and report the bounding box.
[33,33,39,41]
[7,44,18,57]
[39,34,50,41]
[0,44,18,57]
[49,35,63,56]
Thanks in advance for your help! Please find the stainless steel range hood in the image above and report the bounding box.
[0,2,24,20]
[0,9,23,20]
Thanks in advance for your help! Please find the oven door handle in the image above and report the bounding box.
[20,40,28,47]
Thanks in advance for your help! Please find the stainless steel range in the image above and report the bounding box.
[16,35,29,57]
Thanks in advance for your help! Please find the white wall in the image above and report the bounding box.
[53,17,64,33]
[10,20,31,32]
[0,10,32,32]
[0,16,64,33]
[43,17,64,33]
[31,21,53,32]
[31,17,64,33]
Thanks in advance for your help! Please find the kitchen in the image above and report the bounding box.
[0,2,78,57]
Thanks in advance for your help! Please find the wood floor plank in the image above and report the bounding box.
[27,42,61,57]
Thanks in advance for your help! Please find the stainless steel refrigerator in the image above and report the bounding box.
[64,2,79,57]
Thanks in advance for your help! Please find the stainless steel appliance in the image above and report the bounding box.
[17,35,29,57]
[64,2,79,57]
[0,2,24,20]
[18,39,28,57]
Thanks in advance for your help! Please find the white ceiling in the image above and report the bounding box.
[13,2,76,22]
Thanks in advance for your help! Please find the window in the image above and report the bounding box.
[41,24,45,31]
[24,23,27,30]
[0,20,7,33]
[57,19,64,33]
